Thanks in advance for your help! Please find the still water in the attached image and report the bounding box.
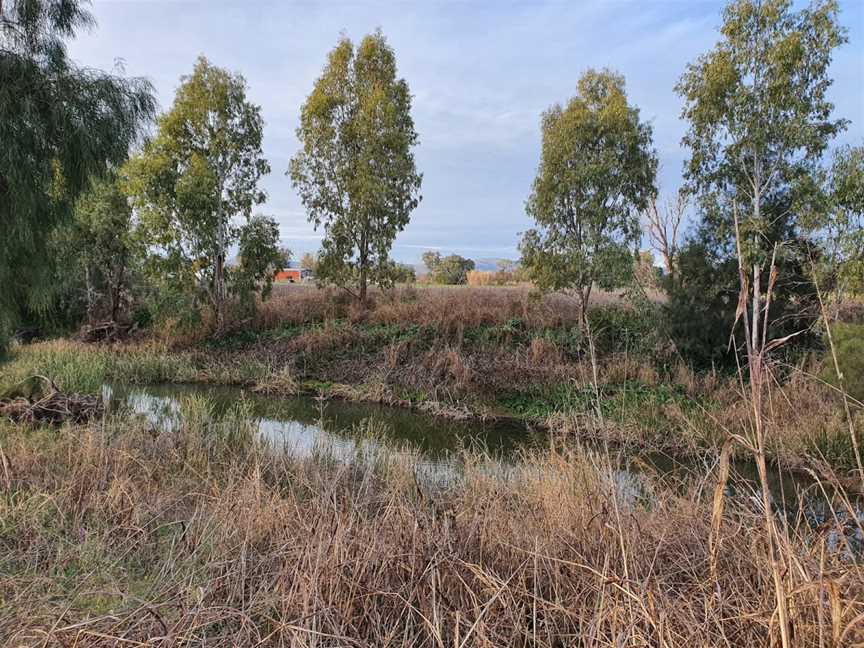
[104,382,861,544]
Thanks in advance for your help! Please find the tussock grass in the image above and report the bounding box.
[0,340,271,394]
[0,408,861,646]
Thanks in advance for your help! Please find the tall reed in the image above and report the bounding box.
[0,408,860,646]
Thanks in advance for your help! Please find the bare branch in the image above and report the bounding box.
[643,191,686,279]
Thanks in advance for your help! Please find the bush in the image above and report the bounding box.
[664,242,738,368]
[587,304,666,358]
[821,323,864,401]
[422,251,475,285]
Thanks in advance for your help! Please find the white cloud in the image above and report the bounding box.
[70,0,864,263]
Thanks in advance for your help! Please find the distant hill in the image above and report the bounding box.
[473,258,517,272]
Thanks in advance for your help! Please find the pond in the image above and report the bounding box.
[104,382,862,549]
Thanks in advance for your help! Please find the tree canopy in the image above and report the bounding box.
[519,69,657,325]
[66,174,141,324]
[289,30,422,303]
[811,144,864,295]
[422,251,475,285]
[676,0,847,260]
[123,56,274,329]
[0,0,155,346]
[674,0,847,365]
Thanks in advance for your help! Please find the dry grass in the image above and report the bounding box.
[0,409,861,647]
[465,270,523,286]
[259,284,662,331]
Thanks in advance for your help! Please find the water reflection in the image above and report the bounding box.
[104,382,862,551]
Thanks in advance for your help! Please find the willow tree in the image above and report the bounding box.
[124,57,273,330]
[289,31,422,303]
[0,0,155,346]
[677,2,848,644]
[519,69,657,327]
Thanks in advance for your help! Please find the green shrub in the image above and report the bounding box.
[587,304,664,358]
[821,323,864,401]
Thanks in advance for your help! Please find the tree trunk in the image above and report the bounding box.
[213,170,227,332]
[735,190,791,648]
[214,249,225,331]
[359,266,368,305]
[110,262,125,324]
[577,283,592,333]
[85,266,96,325]
[358,232,368,306]
[663,251,674,282]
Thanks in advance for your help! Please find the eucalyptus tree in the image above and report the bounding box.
[65,175,141,325]
[814,144,864,296]
[677,2,848,644]
[289,31,422,304]
[234,214,285,310]
[124,57,274,330]
[519,69,657,327]
[422,251,475,285]
[677,0,846,268]
[0,0,155,346]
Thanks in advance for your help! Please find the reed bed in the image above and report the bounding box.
[0,405,861,646]
[1,337,860,471]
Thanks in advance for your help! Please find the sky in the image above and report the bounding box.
[69,0,864,264]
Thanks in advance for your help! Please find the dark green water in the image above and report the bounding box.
[104,382,861,548]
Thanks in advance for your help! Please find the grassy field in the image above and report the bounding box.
[0,403,861,646]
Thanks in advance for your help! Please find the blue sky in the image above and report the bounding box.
[69,0,864,263]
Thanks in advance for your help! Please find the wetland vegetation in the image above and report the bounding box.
[2,0,864,644]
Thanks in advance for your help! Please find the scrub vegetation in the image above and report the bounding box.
[2,0,864,645]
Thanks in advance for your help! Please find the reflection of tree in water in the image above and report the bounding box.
[105,383,861,534]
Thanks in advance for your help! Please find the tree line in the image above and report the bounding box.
[1,0,861,365]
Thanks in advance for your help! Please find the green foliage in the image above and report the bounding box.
[422,251,475,285]
[392,263,417,284]
[664,240,739,367]
[675,0,845,368]
[235,215,285,310]
[805,145,864,295]
[59,174,141,324]
[587,305,666,358]
[499,380,697,434]
[123,57,272,329]
[666,224,819,369]
[677,0,846,264]
[820,323,864,402]
[289,30,422,302]
[519,69,657,324]
[0,0,156,345]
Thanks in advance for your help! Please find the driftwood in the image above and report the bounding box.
[0,376,102,425]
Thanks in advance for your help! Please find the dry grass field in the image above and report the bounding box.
[262,283,664,331]
[1,409,861,646]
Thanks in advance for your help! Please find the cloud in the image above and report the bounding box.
[70,0,864,263]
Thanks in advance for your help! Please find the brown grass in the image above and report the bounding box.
[0,412,861,646]
[259,284,662,331]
